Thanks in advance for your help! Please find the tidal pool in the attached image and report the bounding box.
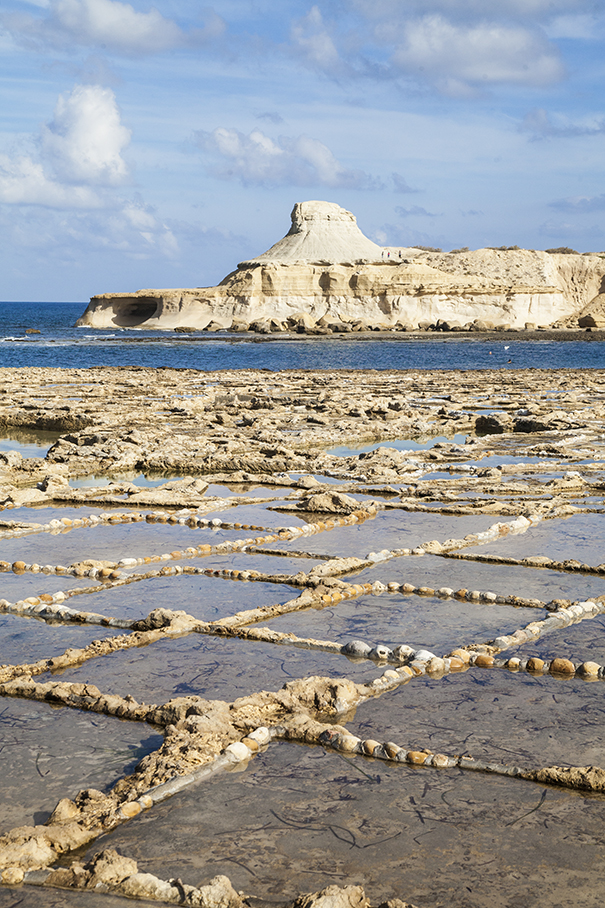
[82,739,605,908]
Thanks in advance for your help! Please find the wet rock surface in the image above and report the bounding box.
[1,366,605,906]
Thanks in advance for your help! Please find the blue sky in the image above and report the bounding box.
[0,0,604,300]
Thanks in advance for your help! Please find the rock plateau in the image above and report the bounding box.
[77,200,605,332]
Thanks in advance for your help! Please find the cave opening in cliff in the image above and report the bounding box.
[112,299,158,327]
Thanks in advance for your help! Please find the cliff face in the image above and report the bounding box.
[77,201,605,331]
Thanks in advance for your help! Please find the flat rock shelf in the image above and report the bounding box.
[2,366,605,908]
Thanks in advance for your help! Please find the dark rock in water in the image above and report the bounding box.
[475,413,514,434]
[514,416,551,433]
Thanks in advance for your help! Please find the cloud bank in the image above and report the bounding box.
[0,83,177,261]
[390,16,564,93]
[194,126,379,189]
[3,0,224,55]
[0,84,130,207]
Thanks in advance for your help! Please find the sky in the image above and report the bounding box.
[0,0,604,301]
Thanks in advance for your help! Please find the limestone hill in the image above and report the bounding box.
[77,201,605,333]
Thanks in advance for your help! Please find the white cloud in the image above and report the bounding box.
[290,6,344,76]
[349,0,592,21]
[0,154,102,207]
[0,83,133,211]
[0,198,178,264]
[395,205,439,218]
[521,108,605,139]
[545,14,605,39]
[0,81,180,260]
[519,107,605,141]
[389,16,564,92]
[3,0,224,55]
[100,199,179,257]
[41,84,131,185]
[194,126,379,189]
[549,194,605,213]
[51,0,181,52]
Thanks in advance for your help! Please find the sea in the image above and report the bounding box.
[1,300,605,371]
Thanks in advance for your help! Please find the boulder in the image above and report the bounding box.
[475,414,514,434]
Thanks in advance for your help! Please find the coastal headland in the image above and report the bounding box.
[77,201,605,333]
[2,365,605,906]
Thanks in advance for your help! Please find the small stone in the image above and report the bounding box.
[392,644,415,662]
[383,742,401,759]
[342,640,372,658]
[121,873,175,901]
[449,657,465,671]
[49,797,79,823]
[449,648,470,664]
[579,661,600,677]
[241,737,260,752]
[335,734,361,753]
[225,742,250,762]
[432,753,451,768]
[474,654,494,668]
[406,751,428,765]
[426,657,446,674]
[549,657,576,675]
[527,657,545,672]
[120,800,142,818]
[414,649,436,662]
[2,867,24,884]
[247,726,271,745]
[369,645,392,661]
[12,561,26,572]
[362,739,381,756]
[507,657,521,671]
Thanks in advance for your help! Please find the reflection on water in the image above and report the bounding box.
[329,433,469,456]
[0,428,62,459]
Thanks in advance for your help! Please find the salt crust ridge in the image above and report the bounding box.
[77,200,605,331]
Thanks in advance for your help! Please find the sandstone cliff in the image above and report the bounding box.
[77,201,605,332]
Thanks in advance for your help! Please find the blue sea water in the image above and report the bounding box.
[1,301,605,371]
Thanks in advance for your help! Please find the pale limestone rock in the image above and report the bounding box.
[578,292,605,327]
[120,872,177,901]
[243,200,383,264]
[290,884,369,908]
[76,201,605,331]
[194,874,243,908]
